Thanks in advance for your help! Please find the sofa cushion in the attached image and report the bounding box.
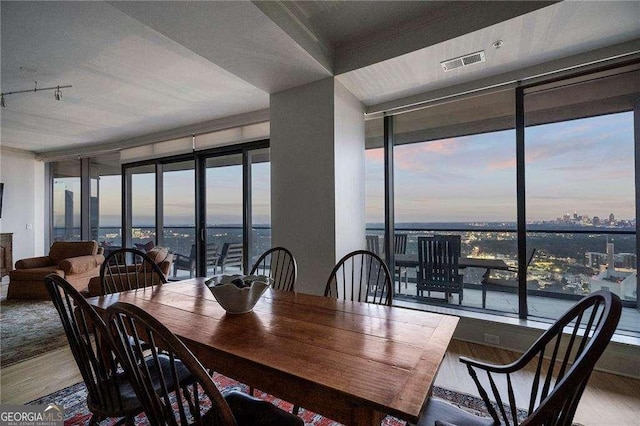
[60,254,104,275]
[134,241,155,252]
[144,247,169,271]
[49,241,98,264]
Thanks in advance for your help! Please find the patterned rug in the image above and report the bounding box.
[0,299,67,367]
[28,373,526,425]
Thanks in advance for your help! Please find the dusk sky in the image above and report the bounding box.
[95,162,271,227]
[367,111,634,224]
[58,111,634,228]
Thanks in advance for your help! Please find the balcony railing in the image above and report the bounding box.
[59,224,638,334]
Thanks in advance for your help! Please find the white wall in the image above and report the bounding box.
[333,80,365,260]
[271,78,336,295]
[0,147,46,262]
[270,77,365,295]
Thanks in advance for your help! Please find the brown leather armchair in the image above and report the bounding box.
[8,241,105,300]
[87,246,174,297]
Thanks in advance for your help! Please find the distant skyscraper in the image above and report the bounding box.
[90,195,99,241]
[606,242,615,272]
[609,213,615,223]
[593,216,600,226]
[65,189,74,239]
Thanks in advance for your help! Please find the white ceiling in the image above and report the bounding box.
[1,1,639,155]
[337,1,640,106]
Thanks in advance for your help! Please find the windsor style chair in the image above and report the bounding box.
[325,249,393,306]
[107,302,304,426]
[416,290,622,426]
[45,274,145,425]
[100,248,167,296]
[250,247,297,292]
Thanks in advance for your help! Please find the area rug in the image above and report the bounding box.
[0,299,67,367]
[28,373,527,425]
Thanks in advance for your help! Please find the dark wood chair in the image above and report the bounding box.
[394,233,408,292]
[366,234,408,293]
[173,243,219,278]
[416,290,622,426]
[44,274,144,425]
[481,248,537,309]
[416,235,464,304]
[325,249,392,306]
[100,248,167,296]
[106,302,304,426]
[366,235,380,254]
[250,247,297,291]
[216,242,244,274]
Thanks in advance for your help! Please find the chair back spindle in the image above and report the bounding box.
[325,250,392,305]
[250,247,297,291]
[417,235,463,304]
[462,290,621,425]
[217,243,244,274]
[366,235,380,255]
[101,248,167,296]
[394,234,408,255]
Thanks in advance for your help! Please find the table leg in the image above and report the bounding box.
[481,268,491,309]
[351,407,386,426]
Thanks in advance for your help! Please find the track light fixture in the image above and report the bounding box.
[0,81,72,107]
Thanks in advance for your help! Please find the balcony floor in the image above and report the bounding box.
[392,279,640,337]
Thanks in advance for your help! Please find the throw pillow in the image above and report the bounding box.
[134,241,155,252]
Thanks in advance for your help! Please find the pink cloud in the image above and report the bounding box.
[394,138,463,171]
[487,158,516,170]
[365,149,384,162]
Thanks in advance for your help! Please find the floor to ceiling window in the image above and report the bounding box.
[365,147,385,228]
[162,160,195,279]
[366,61,639,336]
[119,140,268,279]
[524,65,639,334]
[251,148,271,265]
[127,164,156,247]
[52,160,81,242]
[205,154,243,276]
[364,116,385,231]
[92,154,122,249]
[390,89,517,312]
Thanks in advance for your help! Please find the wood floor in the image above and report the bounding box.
[1,338,638,425]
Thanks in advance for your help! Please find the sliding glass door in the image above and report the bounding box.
[205,154,244,276]
[52,160,81,242]
[127,164,156,248]
[163,160,196,279]
[121,140,268,279]
[91,154,122,251]
[251,148,271,266]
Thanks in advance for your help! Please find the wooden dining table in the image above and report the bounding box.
[86,278,459,426]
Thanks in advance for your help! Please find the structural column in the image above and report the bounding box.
[270,77,365,294]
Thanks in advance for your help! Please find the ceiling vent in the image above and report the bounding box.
[441,51,486,72]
